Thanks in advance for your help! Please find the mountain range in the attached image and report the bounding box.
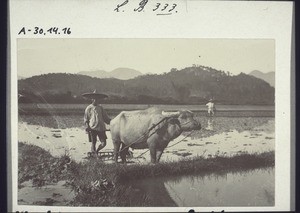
[18,65,275,105]
[249,70,275,87]
[78,68,143,80]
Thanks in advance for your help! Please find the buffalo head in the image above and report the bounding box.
[178,110,201,131]
[162,110,201,131]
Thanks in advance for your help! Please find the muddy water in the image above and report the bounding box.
[18,117,275,163]
[130,167,274,207]
[160,118,275,161]
[18,180,75,206]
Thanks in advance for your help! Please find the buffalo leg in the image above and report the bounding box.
[156,148,164,163]
[120,143,128,164]
[113,141,121,163]
[149,144,157,164]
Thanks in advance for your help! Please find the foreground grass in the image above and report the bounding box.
[19,142,274,206]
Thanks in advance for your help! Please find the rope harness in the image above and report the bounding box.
[116,116,169,154]
[93,117,196,161]
[135,130,195,159]
[117,117,195,157]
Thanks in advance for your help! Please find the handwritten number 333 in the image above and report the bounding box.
[153,3,177,12]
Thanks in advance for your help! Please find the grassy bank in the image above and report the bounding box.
[19,142,274,206]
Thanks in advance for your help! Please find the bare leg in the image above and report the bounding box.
[91,141,97,153]
[113,141,121,163]
[90,131,98,155]
[96,140,107,153]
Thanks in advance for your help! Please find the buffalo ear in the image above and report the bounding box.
[168,118,180,126]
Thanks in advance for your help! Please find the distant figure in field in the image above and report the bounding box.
[82,91,111,155]
[206,99,216,117]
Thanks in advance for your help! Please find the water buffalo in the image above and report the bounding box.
[110,107,201,163]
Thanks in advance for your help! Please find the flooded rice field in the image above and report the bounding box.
[128,167,274,207]
[18,104,275,206]
[18,180,75,206]
[18,103,274,128]
[18,112,275,162]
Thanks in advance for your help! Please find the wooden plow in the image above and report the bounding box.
[87,150,136,161]
[87,151,114,160]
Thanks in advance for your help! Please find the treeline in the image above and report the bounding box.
[18,65,275,105]
[18,92,182,105]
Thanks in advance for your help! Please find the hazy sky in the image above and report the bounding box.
[18,39,275,77]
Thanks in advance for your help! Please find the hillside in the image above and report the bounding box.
[78,68,143,80]
[249,70,275,87]
[18,75,26,80]
[18,66,275,105]
[78,70,110,79]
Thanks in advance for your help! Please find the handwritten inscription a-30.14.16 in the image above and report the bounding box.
[18,27,71,35]
[114,0,178,15]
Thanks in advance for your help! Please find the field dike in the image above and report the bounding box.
[18,142,275,206]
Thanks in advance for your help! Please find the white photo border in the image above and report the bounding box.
[9,0,294,212]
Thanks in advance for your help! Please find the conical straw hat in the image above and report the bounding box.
[82,90,108,99]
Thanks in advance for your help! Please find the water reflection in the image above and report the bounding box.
[125,176,177,206]
[128,167,274,207]
[206,118,214,131]
[18,180,75,206]
[190,117,273,140]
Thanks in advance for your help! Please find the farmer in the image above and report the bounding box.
[83,90,111,155]
[206,99,216,117]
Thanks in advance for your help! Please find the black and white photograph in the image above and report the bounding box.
[9,1,293,212]
[17,38,276,207]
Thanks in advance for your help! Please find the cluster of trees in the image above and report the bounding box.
[18,66,275,105]
[19,92,181,105]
